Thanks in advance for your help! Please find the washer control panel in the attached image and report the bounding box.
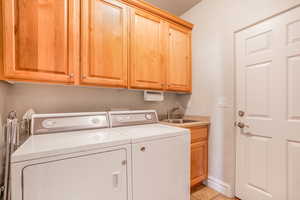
[109,111,158,128]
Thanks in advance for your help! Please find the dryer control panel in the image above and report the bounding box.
[31,112,109,135]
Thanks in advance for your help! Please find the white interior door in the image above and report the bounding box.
[235,6,300,200]
[22,149,127,200]
[131,136,190,200]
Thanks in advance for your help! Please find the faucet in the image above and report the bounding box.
[167,107,181,120]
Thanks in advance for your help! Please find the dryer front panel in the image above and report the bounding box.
[21,149,128,200]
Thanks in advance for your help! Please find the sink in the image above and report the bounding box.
[163,119,199,124]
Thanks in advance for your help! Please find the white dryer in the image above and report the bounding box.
[11,112,132,200]
[11,110,190,200]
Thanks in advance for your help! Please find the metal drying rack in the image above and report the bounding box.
[1,111,31,200]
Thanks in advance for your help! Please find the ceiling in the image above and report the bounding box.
[145,0,202,16]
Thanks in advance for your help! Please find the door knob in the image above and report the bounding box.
[238,110,245,117]
[235,122,249,129]
[140,147,146,152]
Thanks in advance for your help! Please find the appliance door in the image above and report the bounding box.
[21,149,128,200]
[132,135,190,200]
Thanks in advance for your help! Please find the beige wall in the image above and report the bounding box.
[181,0,300,196]
[0,81,8,184]
[0,82,7,128]
[3,82,185,118]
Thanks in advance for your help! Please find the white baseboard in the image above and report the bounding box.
[203,176,235,198]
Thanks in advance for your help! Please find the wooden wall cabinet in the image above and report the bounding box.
[129,9,165,90]
[129,9,192,92]
[80,0,128,87]
[190,126,208,187]
[2,0,80,83]
[1,0,193,92]
[166,24,192,92]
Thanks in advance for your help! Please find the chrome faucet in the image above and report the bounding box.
[167,107,180,120]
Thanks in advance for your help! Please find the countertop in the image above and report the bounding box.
[160,115,210,128]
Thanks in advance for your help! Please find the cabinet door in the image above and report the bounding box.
[132,136,190,200]
[167,24,192,92]
[81,0,128,87]
[3,0,79,83]
[191,141,208,187]
[22,149,127,200]
[129,9,165,90]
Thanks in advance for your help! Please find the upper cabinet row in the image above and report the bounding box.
[1,0,193,92]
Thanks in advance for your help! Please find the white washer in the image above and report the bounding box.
[109,110,191,200]
[11,110,190,200]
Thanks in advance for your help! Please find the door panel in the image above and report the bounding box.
[236,6,300,200]
[167,24,191,92]
[246,136,271,194]
[287,20,300,44]
[287,141,300,200]
[132,136,190,200]
[23,150,127,200]
[81,0,128,87]
[129,9,165,90]
[245,31,271,55]
[287,55,300,119]
[246,62,271,118]
[3,0,79,83]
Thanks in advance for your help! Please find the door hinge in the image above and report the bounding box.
[122,160,127,166]
[0,185,5,197]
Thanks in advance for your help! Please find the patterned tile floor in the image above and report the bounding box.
[191,184,239,200]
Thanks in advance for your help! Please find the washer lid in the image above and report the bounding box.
[107,124,190,143]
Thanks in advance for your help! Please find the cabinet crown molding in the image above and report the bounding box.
[121,0,194,29]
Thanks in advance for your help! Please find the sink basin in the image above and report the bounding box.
[163,119,199,124]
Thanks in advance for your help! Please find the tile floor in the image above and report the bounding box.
[191,184,239,200]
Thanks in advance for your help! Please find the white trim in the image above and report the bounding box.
[203,176,235,198]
